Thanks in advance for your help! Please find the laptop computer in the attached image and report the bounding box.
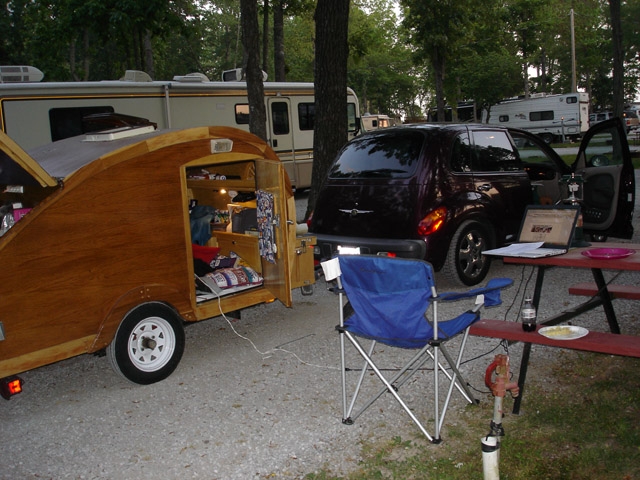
[484,204,580,258]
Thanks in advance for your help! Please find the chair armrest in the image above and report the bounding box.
[438,278,513,306]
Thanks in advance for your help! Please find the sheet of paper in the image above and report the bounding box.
[483,242,545,256]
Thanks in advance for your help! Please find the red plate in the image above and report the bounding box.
[581,248,635,260]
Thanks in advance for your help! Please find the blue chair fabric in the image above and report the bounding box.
[324,254,512,443]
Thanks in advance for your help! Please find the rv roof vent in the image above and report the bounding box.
[121,70,152,82]
[173,72,210,83]
[0,65,44,83]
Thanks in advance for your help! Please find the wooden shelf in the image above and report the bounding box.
[186,178,255,190]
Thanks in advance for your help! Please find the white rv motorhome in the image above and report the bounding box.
[486,92,589,143]
[0,69,361,190]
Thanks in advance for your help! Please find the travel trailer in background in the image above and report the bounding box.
[0,68,361,190]
[361,113,392,131]
[485,93,589,143]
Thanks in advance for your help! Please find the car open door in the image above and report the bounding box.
[572,117,635,239]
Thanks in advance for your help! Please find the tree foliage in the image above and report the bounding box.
[1,0,637,114]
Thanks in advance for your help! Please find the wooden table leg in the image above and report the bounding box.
[591,268,620,334]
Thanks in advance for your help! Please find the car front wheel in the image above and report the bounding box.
[107,302,185,385]
[442,220,492,286]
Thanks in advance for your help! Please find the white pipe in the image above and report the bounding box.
[481,435,500,480]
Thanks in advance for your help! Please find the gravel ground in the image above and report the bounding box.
[0,172,638,480]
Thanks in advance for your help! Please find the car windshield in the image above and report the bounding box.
[329,130,423,179]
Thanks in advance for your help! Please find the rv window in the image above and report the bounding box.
[471,130,519,172]
[298,103,314,131]
[566,96,578,104]
[498,115,509,123]
[49,106,114,142]
[271,102,290,135]
[235,104,250,124]
[529,111,554,122]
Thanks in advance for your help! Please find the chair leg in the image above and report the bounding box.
[343,331,434,442]
[349,341,434,423]
[339,329,349,423]
[434,330,478,435]
[345,339,377,422]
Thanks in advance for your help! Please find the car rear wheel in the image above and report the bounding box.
[442,220,492,286]
[107,302,185,385]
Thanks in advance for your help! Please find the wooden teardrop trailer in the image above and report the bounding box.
[0,125,315,391]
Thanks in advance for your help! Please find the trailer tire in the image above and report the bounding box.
[107,302,185,385]
[540,133,554,144]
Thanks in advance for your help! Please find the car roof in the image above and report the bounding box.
[358,122,509,137]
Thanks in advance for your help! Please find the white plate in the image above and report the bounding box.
[538,325,589,340]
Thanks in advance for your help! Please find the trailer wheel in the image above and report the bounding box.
[540,133,554,144]
[107,302,185,385]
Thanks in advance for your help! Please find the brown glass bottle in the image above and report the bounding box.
[521,298,537,332]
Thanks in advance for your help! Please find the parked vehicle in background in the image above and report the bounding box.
[0,67,361,191]
[486,93,590,144]
[591,110,638,133]
[590,111,613,126]
[361,113,392,132]
[623,109,639,132]
[309,118,634,286]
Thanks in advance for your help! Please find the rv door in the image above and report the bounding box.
[267,98,297,185]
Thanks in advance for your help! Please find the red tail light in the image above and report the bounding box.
[417,207,447,236]
[1,376,23,400]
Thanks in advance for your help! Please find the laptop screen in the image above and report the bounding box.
[517,205,580,248]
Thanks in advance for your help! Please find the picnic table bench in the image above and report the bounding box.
[568,282,640,301]
[470,319,640,414]
[470,319,640,358]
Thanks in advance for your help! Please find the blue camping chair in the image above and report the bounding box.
[321,255,512,443]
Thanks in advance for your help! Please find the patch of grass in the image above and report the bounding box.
[305,352,640,480]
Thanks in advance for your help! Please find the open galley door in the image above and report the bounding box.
[255,159,293,306]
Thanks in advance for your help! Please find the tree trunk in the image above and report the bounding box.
[307,0,350,218]
[273,0,285,82]
[262,0,269,73]
[609,0,624,119]
[241,0,268,141]
[144,30,154,80]
[434,48,446,122]
[82,28,90,81]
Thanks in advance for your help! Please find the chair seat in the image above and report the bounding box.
[341,310,481,349]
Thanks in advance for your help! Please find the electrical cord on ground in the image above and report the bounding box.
[208,286,340,370]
